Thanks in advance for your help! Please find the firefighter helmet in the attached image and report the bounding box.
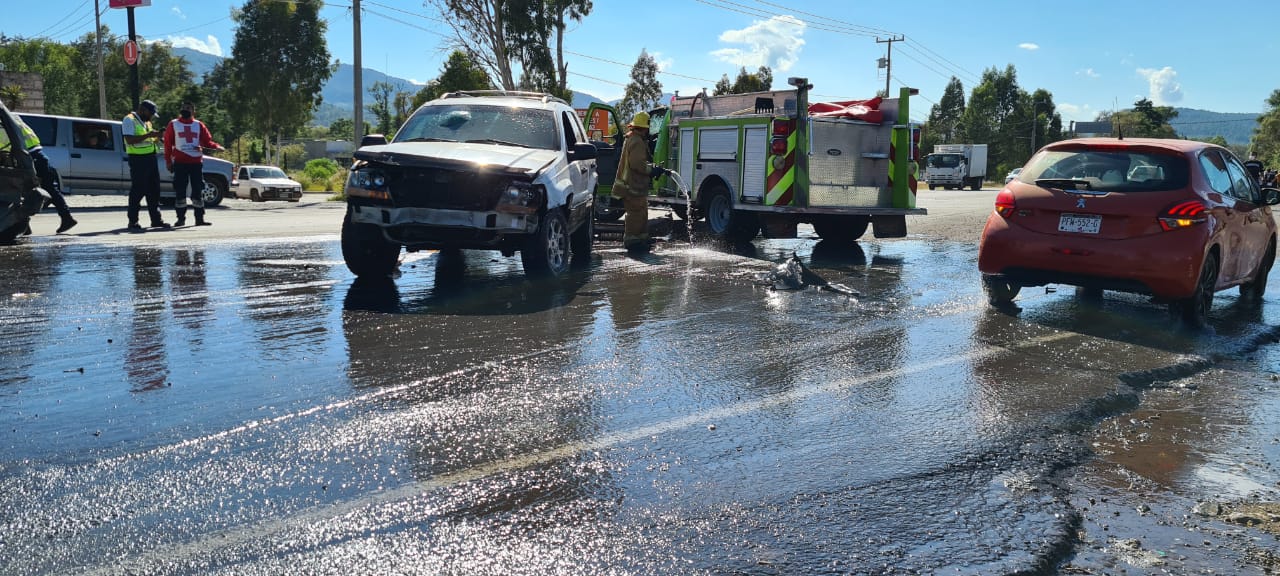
[628,111,650,130]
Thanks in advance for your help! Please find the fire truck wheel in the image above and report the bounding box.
[812,216,869,243]
[704,184,757,241]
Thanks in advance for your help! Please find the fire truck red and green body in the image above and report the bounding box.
[584,78,925,242]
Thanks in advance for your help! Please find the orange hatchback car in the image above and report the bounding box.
[978,138,1280,327]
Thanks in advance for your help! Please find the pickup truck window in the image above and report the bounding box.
[72,121,114,151]
[395,104,557,151]
[249,167,287,179]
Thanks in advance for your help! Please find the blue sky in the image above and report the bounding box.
[13,0,1279,125]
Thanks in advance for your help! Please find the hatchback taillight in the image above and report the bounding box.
[1158,201,1208,231]
[994,188,1016,218]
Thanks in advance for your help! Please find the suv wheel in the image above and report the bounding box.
[522,210,570,277]
[341,207,400,278]
[201,176,226,208]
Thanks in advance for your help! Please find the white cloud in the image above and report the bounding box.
[710,15,805,72]
[650,51,673,73]
[1018,43,1039,51]
[164,35,223,57]
[1076,68,1100,78]
[408,78,426,86]
[1137,66,1183,105]
[171,6,186,20]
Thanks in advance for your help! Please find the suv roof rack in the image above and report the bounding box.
[440,90,568,106]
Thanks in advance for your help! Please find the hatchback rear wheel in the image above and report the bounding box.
[1172,252,1218,328]
[982,275,1020,306]
[1240,241,1275,302]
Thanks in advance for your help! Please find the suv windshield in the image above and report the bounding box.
[1020,147,1189,192]
[395,104,558,151]
[927,154,962,168]
[250,167,287,179]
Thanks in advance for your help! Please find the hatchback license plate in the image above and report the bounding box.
[1058,213,1101,234]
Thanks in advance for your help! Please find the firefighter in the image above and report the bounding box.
[14,115,77,234]
[612,111,664,253]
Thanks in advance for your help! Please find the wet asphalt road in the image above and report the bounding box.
[4,203,1280,574]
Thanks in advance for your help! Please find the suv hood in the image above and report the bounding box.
[354,142,559,176]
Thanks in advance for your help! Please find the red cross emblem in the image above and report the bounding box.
[179,124,198,145]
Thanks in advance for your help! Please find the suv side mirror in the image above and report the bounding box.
[1263,187,1280,206]
[360,134,388,148]
[568,142,597,161]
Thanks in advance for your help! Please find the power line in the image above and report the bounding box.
[751,0,896,37]
[34,0,92,39]
[904,39,980,84]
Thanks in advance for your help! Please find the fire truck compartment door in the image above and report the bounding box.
[742,126,767,200]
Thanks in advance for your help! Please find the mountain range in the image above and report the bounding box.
[172,48,1260,145]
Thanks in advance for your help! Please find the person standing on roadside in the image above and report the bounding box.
[163,101,224,226]
[13,114,76,234]
[123,100,169,231]
[612,111,664,253]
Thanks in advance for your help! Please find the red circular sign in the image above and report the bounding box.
[123,40,139,66]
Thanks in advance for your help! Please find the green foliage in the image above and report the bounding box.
[1099,98,1178,139]
[617,49,663,122]
[921,77,966,153]
[712,67,773,96]
[957,65,1064,173]
[412,50,493,108]
[277,143,307,171]
[303,158,340,181]
[226,0,333,157]
[1251,90,1280,169]
[0,85,22,109]
[366,81,401,136]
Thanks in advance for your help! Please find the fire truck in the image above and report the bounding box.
[583,77,925,242]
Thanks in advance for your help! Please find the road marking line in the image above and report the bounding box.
[70,330,1074,574]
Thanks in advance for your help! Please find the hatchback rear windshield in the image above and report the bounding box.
[1019,147,1190,192]
[395,104,558,151]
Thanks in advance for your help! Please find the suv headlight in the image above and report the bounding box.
[496,182,544,214]
[347,168,390,201]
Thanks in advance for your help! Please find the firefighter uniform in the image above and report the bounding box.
[613,112,654,252]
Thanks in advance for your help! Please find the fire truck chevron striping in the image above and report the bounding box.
[766,118,796,206]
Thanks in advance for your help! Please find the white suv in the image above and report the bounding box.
[342,91,597,278]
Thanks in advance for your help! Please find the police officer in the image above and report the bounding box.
[123,100,170,231]
[13,115,76,234]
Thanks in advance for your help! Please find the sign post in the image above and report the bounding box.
[109,0,150,111]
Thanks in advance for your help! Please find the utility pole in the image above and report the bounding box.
[876,36,904,97]
[353,0,363,144]
[94,0,107,119]
[1030,98,1040,155]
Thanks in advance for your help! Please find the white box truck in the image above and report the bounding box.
[924,144,987,190]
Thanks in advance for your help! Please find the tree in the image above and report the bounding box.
[1252,90,1280,168]
[713,74,732,96]
[226,0,333,163]
[328,117,370,141]
[412,50,494,108]
[1097,98,1178,139]
[546,0,592,99]
[960,65,1033,175]
[712,66,773,96]
[616,50,663,121]
[0,37,81,115]
[367,81,399,136]
[926,77,965,145]
[428,0,518,90]
[0,85,23,109]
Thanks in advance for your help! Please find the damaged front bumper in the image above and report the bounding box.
[349,204,537,248]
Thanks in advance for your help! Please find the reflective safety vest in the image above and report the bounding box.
[124,112,157,155]
[15,117,40,152]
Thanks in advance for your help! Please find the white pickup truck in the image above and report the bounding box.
[232,165,303,202]
[16,112,235,207]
